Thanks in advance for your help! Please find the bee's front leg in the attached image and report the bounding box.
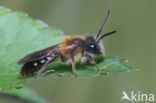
[87,55,100,70]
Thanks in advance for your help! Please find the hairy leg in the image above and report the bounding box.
[87,55,100,70]
[70,52,77,77]
[34,59,51,80]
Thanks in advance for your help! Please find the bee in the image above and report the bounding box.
[18,10,117,79]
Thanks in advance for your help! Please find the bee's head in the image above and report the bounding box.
[85,36,104,55]
[85,9,117,55]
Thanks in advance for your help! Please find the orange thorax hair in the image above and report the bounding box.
[58,36,85,61]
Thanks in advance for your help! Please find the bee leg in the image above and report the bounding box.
[90,58,100,70]
[87,55,100,70]
[71,53,77,77]
[34,59,51,80]
[71,60,77,77]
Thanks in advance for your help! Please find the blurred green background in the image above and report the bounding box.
[0,0,156,103]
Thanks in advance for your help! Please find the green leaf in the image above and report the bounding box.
[0,7,135,92]
[43,56,134,78]
[0,6,65,92]
[0,88,49,103]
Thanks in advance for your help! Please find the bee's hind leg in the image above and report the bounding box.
[34,59,51,80]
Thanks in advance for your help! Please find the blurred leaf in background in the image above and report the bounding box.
[0,6,65,92]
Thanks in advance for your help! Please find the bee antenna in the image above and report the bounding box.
[96,9,111,39]
[97,31,117,43]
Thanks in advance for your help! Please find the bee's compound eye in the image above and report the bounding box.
[87,43,101,54]
[88,44,97,51]
[86,36,101,54]
[90,44,95,49]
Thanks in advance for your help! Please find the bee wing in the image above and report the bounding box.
[18,44,59,64]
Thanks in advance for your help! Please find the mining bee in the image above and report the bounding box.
[18,10,117,79]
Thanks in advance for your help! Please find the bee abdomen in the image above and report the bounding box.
[20,58,49,77]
